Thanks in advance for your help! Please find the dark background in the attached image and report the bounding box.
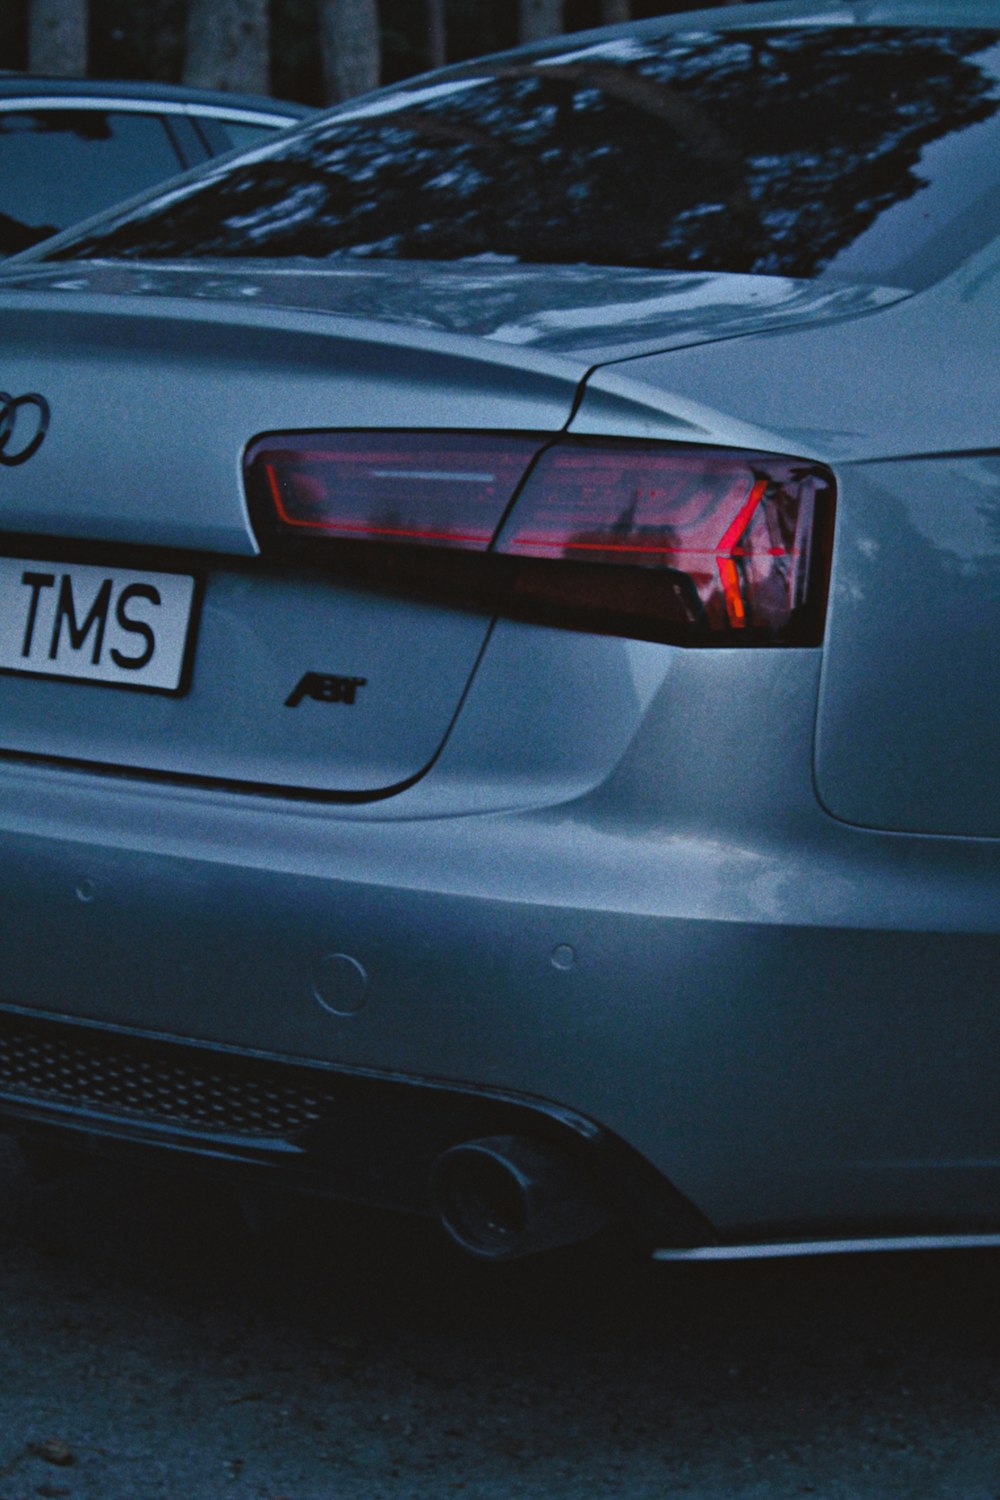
[1,1138,997,1498]
[0,1,763,105]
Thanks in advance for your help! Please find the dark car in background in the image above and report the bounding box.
[0,76,310,255]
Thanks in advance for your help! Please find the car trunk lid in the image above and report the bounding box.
[0,262,913,801]
[0,286,579,796]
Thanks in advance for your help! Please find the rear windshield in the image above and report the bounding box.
[40,26,1000,286]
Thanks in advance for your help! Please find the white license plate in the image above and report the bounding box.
[0,556,198,693]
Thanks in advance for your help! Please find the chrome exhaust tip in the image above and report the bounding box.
[431,1134,611,1261]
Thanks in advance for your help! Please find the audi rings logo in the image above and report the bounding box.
[0,392,50,467]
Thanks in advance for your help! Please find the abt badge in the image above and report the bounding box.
[285,671,367,708]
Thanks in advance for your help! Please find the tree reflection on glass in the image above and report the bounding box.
[57,27,1000,280]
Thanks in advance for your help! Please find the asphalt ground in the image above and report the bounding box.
[0,1136,997,1499]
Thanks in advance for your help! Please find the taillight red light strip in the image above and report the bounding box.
[714,476,769,628]
[244,431,835,646]
[264,463,496,547]
[252,432,541,552]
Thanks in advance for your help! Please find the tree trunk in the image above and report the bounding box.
[28,0,88,76]
[426,0,446,71]
[600,0,630,23]
[183,0,270,95]
[318,0,381,105]
[519,0,564,45]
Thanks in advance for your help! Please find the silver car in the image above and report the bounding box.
[0,0,998,1263]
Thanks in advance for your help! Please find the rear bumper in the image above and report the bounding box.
[2,645,1000,1249]
[0,1005,710,1247]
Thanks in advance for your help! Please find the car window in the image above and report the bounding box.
[39,26,1000,287]
[192,115,291,155]
[0,108,185,255]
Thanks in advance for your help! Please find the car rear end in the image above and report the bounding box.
[1,1,1000,1261]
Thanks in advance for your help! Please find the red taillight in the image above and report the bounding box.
[246,431,540,550]
[245,432,834,646]
[495,441,832,641]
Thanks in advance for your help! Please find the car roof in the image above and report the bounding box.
[291,2,1000,117]
[614,0,1000,25]
[452,0,1000,68]
[0,74,310,122]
